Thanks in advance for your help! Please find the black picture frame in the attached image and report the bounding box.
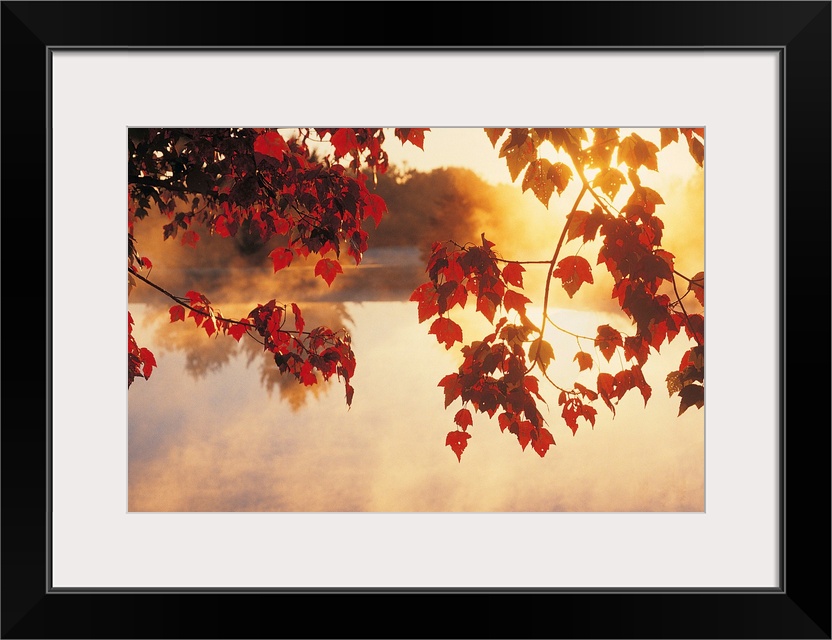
[2,2,829,638]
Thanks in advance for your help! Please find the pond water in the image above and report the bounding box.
[128,272,704,512]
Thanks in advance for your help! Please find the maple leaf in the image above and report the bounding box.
[623,336,650,367]
[429,317,463,350]
[630,365,652,406]
[363,192,387,227]
[595,325,623,362]
[267,247,292,273]
[395,128,430,149]
[499,135,536,182]
[169,305,185,323]
[503,289,532,317]
[214,216,236,238]
[484,128,506,147]
[329,129,358,158]
[617,133,659,171]
[253,131,288,161]
[689,271,704,306]
[574,351,593,372]
[510,420,535,451]
[659,128,679,148]
[596,372,616,415]
[548,162,573,195]
[521,158,555,207]
[684,314,704,343]
[314,258,343,287]
[562,400,582,435]
[446,430,471,462]
[531,427,555,457]
[528,338,555,371]
[678,383,704,415]
[687,136,704,167]
[410,283,440,323]
[476,293,499,324]
[181,230,199,248]
[438,373,462,408]
[299,361,317,386]
[290,303,305,333]
[592,167,627,200]
[454,408,473,431]
[139,347,156,379]
[227,320,250,342]
[501,262,525,288]
[553,255,594,298]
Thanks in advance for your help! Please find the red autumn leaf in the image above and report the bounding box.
[531,427,556,457]
[395,128,430,149]
[227,320,250,342]
[501,262,525,288]
[214,216,235,238]
[139,347,156,379]
[630,365,652,406]
[203,317,216,337]
[429,317,463,350]
[169,305,185,323]
[499,135,536,182]
[678,383,704,415]
[314,258,343,286]
[548,162,573,196]
[553,255,593,298]
[290,303,305,333]
[574,351,593,371]
[438,373,462,408]
[299,361,317,386]
[410,283,440,323]
[454,408,473,431]
[181,230,199,248]
[363,192,387,227]
[446,430,471,462]
[253,130,288,161]
[592,167,627,200]
[510,420,535,451]
[689,271,704,306]
[269,247,293,272]
[140,256,153,271]
[521,158,555,207]
[595,324,623,362]
[562,400,582,435]
[329,128,358,158]
[503,289,532,317]
[660,127,679,148]
[528,338,555,371]
[684,314,704,343]
[623,336,650,367]
[484,128,506,147]
[597,372,616,415]
[524,375,544,400]
[476,293,498,324]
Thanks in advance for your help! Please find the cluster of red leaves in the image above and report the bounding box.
[413,127,705,461]
[411,234,556,461]
[128,311,156,387]
[128,128,427,403]
[311,128,428,177]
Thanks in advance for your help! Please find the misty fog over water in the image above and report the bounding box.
[128,163,704,512]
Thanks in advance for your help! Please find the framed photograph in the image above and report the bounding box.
[2,1,829,638]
